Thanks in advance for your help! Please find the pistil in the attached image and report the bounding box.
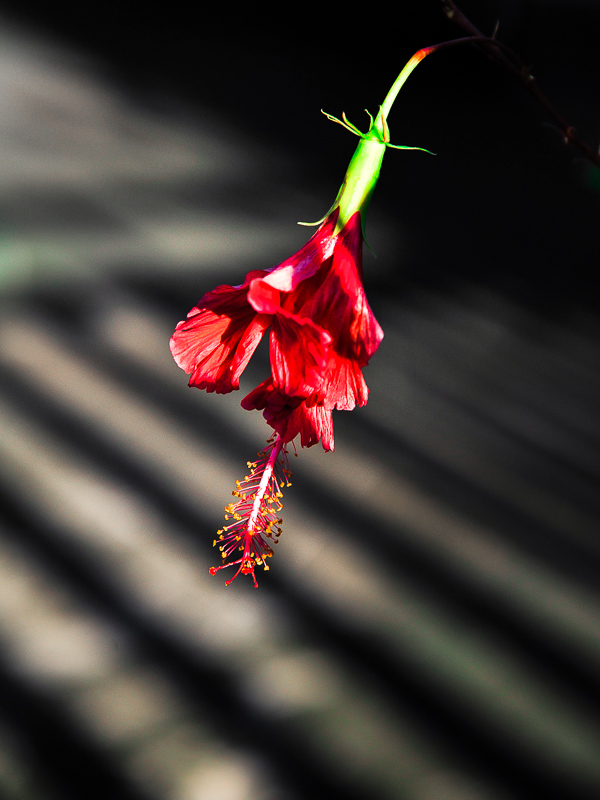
[210,435,292,587]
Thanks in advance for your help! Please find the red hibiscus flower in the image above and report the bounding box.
[170,50,434,585]
[170,206,383,451]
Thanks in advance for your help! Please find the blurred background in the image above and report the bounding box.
[0,0,599,798]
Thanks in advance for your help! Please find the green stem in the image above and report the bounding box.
[326,38,485,232]
[379,47,434,124]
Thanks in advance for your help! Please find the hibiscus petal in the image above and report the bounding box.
[261,212,339,292]
[247,279,281,315]
[301,403,334,451]
[242,378,287,413]
[170,282,270,394]
[242,379,334,451]
[350,290,385,363]
[280,212,383,372]
[249,277,331,398]
[333,214,384,362]
[323,353,370,411]
[270,312,331,397]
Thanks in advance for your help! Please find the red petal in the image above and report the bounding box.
[241,378,295,414]
[322,352,369,411]
[279,213,383,372]
[333,213,384,362]
[170,282,270,393]
[249,276,331,398]
[247,280,281,315]
[261,212,339,292]
[242,379,335,451]
[300,403,334,451]
[270,312,331,397]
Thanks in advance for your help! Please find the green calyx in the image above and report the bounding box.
[299,48,435,236]
[322,108,432,234]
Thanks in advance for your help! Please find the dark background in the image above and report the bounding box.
[3,0,600,311]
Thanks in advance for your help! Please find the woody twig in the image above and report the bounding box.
[442,0,600,170]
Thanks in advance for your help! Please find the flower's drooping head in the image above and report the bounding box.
[170,205,383,452]
[170,55,434,584]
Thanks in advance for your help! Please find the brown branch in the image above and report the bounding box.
[442,0,600,170]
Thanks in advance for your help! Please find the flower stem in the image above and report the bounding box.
[379,47,435,123]
[326,34,493,233]
[379,35,495,128]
